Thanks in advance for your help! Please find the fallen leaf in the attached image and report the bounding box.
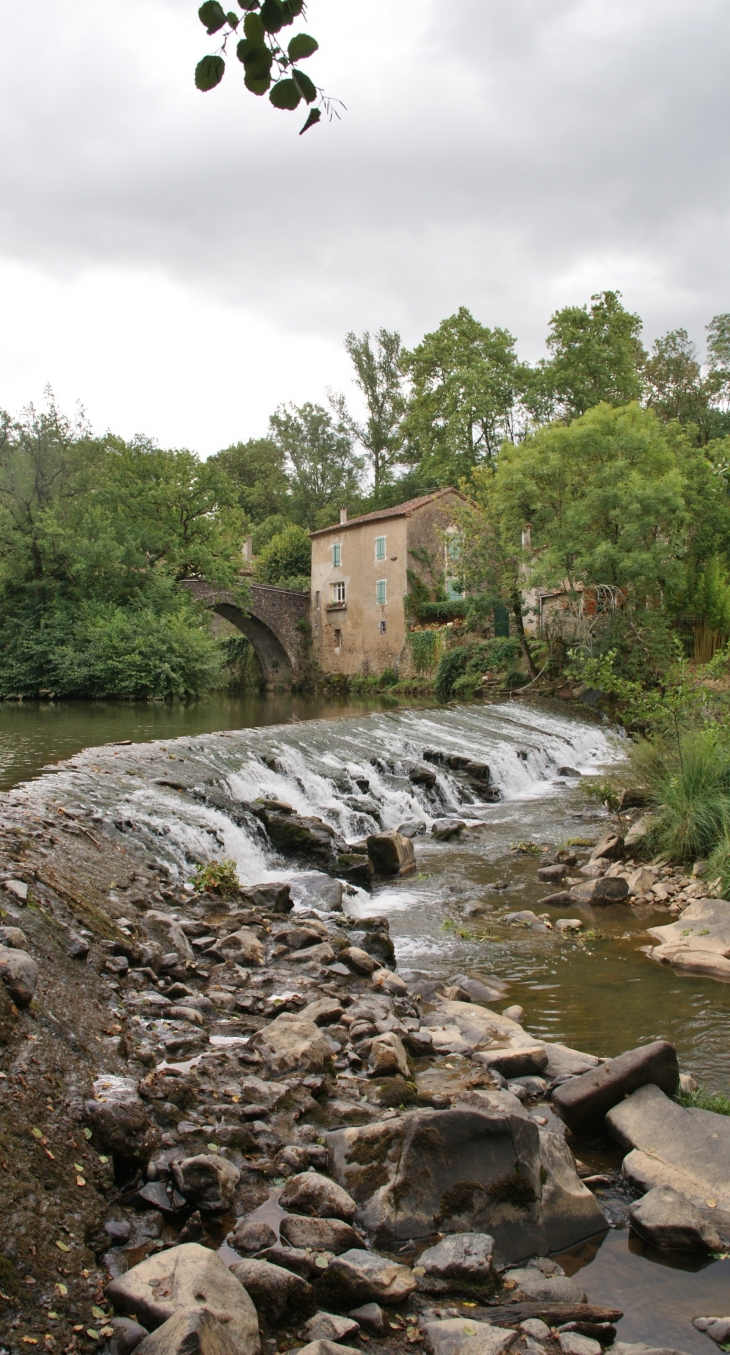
[91,1307,106,1320]
[86,1331,99,1341]
[83,1128,92,1140]
[76,1177,86,1188]
[55,1242,70,1253]
[44,1149,55,1160]
[31,1127,43,1139]
[74,1163,84,1172]
[54,1284,68,1297]
[707,1198,718,1208]
[22,1339,38,1345]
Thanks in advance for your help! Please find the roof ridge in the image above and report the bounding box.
[309,487,466,536]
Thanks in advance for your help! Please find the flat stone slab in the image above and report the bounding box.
[423,1318,517,1355]
[606,1084,730,1214]
[647,898,730,981]
[552,1041,678,1135]
[629,1185,723,1251]
[425,1001,548,1073]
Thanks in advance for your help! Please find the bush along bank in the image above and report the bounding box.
[2,777,730,1355]
[328,631,533,702]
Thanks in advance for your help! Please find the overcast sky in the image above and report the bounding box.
[1,0,728,455]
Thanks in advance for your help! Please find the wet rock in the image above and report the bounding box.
[335,853,373,884]
[290,942,337,966]
[279,1171,357,1221]
[228,1256,315,1325]
[409,763,438,786]
[252,1012,331,1077]
[295,1343,360,1355]
[371,969,408,997]
[504,911,550,932]
[266,811,343,862]
[541,1043,600,1079]
[552,1040,679,1135]
[606,1083,730,1212]
[503,1005,525,1023]
[340,946,378,976]
[693,1319,730,1346]
[87,1076,157,1162]
[590,833,624,862]
[278,1145,312,1175]
[558,1336,601,1355]
[137,1181,187,1214]
[108,1316,149,1355]
[317,1248,416,1306]
[537,892,573,908]
[106,1242,258,1352]
[220,929,266,967]
[325,1095,606,1263]
[422,1317,516,1355]
[279,1215,362,1253]
[348,1304,386,1335]
[431,819,467,841]
[141,911,195,962]
[627,867,656,896]
[569,878,629,905]
[0,925,28,949]
[647,899,730,981]
[503,1268,585,1303]
[259,1244,318,1279]
[368,1032,410,1078]
[276,923,327,951]
[302,1313,361,1343]
[537,865,569,882]
[556,919,583,932]
[134,1306,241,1355]
[293,873,344,913]
[229,1217,278,1253]
[208,988,237,1012]
[172,1154,241,1211]
[243,882,293,913]
[628,1185,723,1251]
[398,822,427,838]
[167,1005,205,1026]
[66,929,90,959]
[0,945,38,1006]
[366,831,416,876]
[417,1233,495,1295]
[520,1321,552,1343]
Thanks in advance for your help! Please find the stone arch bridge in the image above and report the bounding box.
[183,579,310,688]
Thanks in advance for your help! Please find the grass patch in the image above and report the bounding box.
[676,1087,730,1115]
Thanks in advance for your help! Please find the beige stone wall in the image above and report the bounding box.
[311,517,409,675]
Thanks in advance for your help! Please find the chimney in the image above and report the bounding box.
[340,507,347,525]
[243,535,253,563]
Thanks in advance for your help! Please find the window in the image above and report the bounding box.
[315,590,320,609]
[375,535,386,561]
[379,620,387,634]
[334,628,342,648]
[331,581,346,604]
[332,543,341,567]
[376,579,387,605]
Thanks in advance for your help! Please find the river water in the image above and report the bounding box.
[4,695,730,1349]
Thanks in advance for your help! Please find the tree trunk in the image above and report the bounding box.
[511,590,538,678]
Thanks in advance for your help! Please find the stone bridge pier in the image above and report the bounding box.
[183,579,310,688]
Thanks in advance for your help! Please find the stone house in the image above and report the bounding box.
[310,489,467,676]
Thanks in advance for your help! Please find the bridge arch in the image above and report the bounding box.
[182,580,310,689]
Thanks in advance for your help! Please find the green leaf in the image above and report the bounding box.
[243,11,265,42]
[198,0,228,34]
[288,33,318,61]
[299,107,321,135]
[292,67,316,102]
[195,54,226,90]
[282,0,305,15]
[226,12,239,27]
[237,41,272,78]
[260,0,285,32]
[244,70,272,95]
[269,77,301,109]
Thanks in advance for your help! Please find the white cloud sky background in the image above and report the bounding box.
[1,0,728,454]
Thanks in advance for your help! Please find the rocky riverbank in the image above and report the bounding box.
[2,780,730,1355]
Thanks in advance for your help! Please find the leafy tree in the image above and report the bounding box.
[194,0,339,135]
[538,291,646,421]
[707,314,730,416]
[213,437,290,524]
[268,401,363,527]
[330,329,406,492]
[254,522,311,589]
[401,307,529,488]
[644,329,709,435]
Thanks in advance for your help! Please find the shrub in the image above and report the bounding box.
[409,630,443,674]
[192,859,241,895]
[255,524,311,588]
[435,646,468,698]
[641,733,730,863]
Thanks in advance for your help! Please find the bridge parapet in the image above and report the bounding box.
[183,579,310,688]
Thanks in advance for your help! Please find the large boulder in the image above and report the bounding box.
[502,1267,585,1303]
[417,1234,495,1296]
[0,945,38,1007]
[106,1243,259,1354]
[172,1155,241,1212]
[551,1040,679,1135]
[366,832,416,876]
[368,1033,410,1078]
[422,1318,516,1355]
[316,1249,416,1307]
[279,1216,362,1254]
[606,1084,730,1215]
[228,1257,315,1325]
[325,1092,606,1264]
[135,1306,239,1355]
[569,878,629,906]
[629,1185,724,1252]
[423,1001,548,1076]
[647,899,730,981]
[279,1172,357,1222]
[252,1013,331,1077]
[86,1075,157,1162]
[219,929,265,967]
[265,811,344,863]
[141,911,195,962]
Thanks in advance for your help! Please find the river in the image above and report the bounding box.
[3,694,730,1349]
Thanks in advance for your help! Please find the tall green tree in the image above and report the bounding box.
[269,401,363,527]
[212,436,290,525]
[644,328,709,435]
[538,290,646,421]
[331,329,406,492]
[707,314,730,417]
[401,307,529,488]
[254,522,311,589]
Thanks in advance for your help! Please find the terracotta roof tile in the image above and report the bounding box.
[309,488,467,537]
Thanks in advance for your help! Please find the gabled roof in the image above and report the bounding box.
[309,488,468,538]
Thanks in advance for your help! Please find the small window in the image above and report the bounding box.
[315,590,320,609]
[332,581,346,604]
[332,543,341,568]
[375,535,386,561]
[376,579,387,605]
[334,628,342,648]
[379,619,387,634]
